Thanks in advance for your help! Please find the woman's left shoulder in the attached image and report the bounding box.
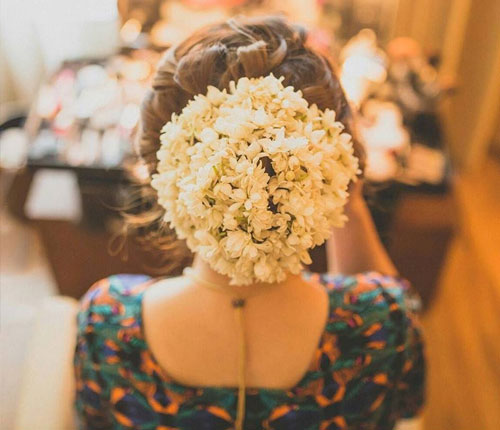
[315,271,421,315]
[312,271,423,349]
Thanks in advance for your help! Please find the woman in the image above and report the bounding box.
[74,16,424,430]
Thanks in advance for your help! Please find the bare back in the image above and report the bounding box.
[142,275,329,389]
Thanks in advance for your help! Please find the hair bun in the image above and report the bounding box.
[175,43,228,95]
[126,16,362,275]
[236,40,269,77]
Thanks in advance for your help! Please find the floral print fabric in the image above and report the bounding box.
[74,272,424,430]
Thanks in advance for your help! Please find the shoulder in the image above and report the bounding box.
[308,273,425,419]
[77,274,152,339]
[314,271,423,354]
[317,271,419,315]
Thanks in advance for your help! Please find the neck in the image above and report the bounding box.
[189,256,303,298]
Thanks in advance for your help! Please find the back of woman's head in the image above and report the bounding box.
[128,16,362,272]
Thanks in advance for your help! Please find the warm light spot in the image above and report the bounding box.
[120,18,142,44]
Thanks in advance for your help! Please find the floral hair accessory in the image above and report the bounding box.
[151,74,360,285]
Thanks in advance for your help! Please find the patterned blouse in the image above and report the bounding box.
[74,272,425,430]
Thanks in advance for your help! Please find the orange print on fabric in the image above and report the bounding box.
[87,380,102,394]
[363,322,383,336]
[370,393,387,412]
[320,415,347,430]
[269,405,294,421]
[373,373,388,385]
[206,406,233,422]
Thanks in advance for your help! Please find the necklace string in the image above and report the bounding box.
[183,267,272,430]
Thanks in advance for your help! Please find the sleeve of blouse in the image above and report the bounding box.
[363,273,426,418]
[395,290,426,418]
[74,279,113,430]
[323,272,425,419]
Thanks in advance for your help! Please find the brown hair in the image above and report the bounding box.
[124,16,364,274]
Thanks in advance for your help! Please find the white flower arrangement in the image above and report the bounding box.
[151,74,360,285]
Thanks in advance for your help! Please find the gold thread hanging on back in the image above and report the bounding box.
[184,268,254,429]
[232,298,246,430]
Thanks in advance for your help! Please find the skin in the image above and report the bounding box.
[142,180,396,389]
[327,180,398,277]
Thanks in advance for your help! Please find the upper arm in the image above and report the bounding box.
[324,273,425,419]
[74,279,113,429]
[394,301,425,418]
[366,273,426,418]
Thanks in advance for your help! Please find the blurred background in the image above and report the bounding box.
[0,1,499,429]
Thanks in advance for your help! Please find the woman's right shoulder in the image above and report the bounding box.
[77,274,152,335]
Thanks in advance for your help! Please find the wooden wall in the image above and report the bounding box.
[392,0,500,170]
[441,0,500,170]
[392,0,451,53]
